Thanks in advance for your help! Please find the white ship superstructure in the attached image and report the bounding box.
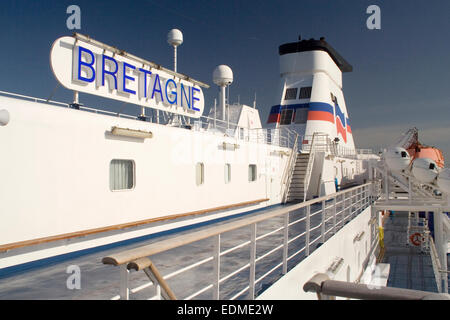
[0,31,448,300]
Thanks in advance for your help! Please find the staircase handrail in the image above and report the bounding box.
[303,133,318,201]
[281,130,299,203]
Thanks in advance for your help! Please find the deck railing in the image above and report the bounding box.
[281,132,299,203]
[102,183,374,300]
[303,273,450,300]
[0,90,299,150]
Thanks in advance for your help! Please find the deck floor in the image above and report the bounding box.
[381,212,440,292]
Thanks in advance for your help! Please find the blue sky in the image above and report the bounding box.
[0,0,449,161]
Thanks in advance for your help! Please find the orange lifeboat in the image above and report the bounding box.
[407,144,445,168]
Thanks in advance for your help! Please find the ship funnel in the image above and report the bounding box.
[213,65,233,121]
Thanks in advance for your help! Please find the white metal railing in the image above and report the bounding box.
[301,133,373,159]
[0,90,137,119]
[0,90,299,150]
[302,134,321,201]
[281,132,300,203]
[103,182,375,300]
[428,233,444,293]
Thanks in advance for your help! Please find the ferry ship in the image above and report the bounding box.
[0,30,448,300]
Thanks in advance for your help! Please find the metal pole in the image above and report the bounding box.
[213,234,220,300]
[73,91,79,104]
[119,264,130,300]
[306,205,311,256]
[434,210,448,293]
[173,46,177,73]
[333,196,337,235]
[283,213,289,274]
[214,99,217,129]
[249,223,257,299]
[321,200,326,243]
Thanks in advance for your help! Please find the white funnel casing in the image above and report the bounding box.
[267,37,355,151]
[411,158,439,184]
[384,147,411,172]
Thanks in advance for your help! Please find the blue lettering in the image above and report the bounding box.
[151,74,164,101]
[77,46,95,83]
[192,87,200,111]
[102,55,118,89]
[165,79,177,104]
[122,62,136,95]
[180,83,191,109]
[138,68,152,98]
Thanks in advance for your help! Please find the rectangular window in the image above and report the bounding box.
[294,108,308,124]
[224,163,231,184]
[299,87,312,99]
[248,164,257,182]
[279,109,293,125]
[284,88,298,100]
[196,162,204,186]
[110,159,135,191]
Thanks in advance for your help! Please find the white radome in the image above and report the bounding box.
[437,168,450,194]
[213,65,233,87]
[167,29,183,47]
[0,109,10,126]
[384,147,411,171]
[411,158,439,184]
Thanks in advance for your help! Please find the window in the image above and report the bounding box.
[330,92,337,104]
[299,87,312,99]
[110,159,135,191]
[248,164,257,182]
[279,109,293,125]
[284,88,298,100]
[224,164,231,184]
[196,162,204,186]
[293,108,308,124]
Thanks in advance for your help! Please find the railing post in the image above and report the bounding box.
[119,264,130,300]
[213,234,221,300]
[283,212,289,274]
[333,196,337,235]
[343,193,347,225]
[249,223,257,299]
[351,189,355,218]
[306,205,311,256]
[321,200,326,243]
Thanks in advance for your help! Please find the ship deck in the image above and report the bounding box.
[0,202,447,299]
[381,211,448,292]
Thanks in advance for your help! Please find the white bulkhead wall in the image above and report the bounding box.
[236,105,262,129]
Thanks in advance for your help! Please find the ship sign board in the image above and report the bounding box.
[50,35,205,118]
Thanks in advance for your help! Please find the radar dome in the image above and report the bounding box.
[167,29,183,47]
[384,147,411,172]
[0,109,9,126]
[411,158,439,184]
[437,168,450,194]
[213,65,233,87]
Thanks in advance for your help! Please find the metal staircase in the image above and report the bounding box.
[286,153,311,202]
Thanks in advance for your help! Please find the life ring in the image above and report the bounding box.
[409,233,422,246]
